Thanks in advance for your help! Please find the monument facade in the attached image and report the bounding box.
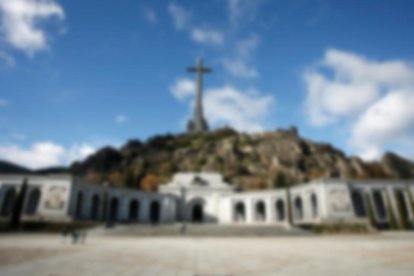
[0,173,413,229]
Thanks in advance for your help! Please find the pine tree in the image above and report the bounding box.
[10,178,28,229]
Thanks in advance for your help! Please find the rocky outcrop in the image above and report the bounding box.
[65,127,414,190]
[1,127,412,189]
[72,147,122,175]
[382,152,414,178]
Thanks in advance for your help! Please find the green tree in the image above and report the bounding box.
[10,178,28,229]
[123,169,135,188]
[276,173,293,225]
[273,172,286,189]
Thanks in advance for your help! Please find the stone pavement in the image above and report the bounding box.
[89,224,311,237]
[0,232,414,275]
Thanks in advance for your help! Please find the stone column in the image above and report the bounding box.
[266,197,273,224]
[246,199,254,224]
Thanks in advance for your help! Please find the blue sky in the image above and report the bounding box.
[0,0,414,168]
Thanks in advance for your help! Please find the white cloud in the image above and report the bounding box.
[228,0,261,25]
[358,146,382,161]
[0,0,65,55]
[0,141,95,169]
[167,3,223,46]
[303,48,414,160]
[170,78,274,132]
[168,3,191,30]
[351,90,414,159]
[142,7,157,24]
[223,3,262,77]
[205,86,273,132]
[222,58,258,78]
[115,114,127,124]
[236,33,260,58]
[304,49,414,126]
[303,70,379,125]
[167,2,262,77]
[191,27,223,45]
[170,78,194,101]
[323,49,414,86]
[222,34,260,78]
[64,143,95,164]
[0,142,64,169]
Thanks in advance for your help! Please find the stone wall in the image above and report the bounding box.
[1,174,413,229]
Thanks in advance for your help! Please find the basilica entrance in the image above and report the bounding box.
[192,203,203,223]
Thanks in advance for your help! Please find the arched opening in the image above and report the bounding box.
[1,188,16,217]
[75,191,83,219]
[294,196,303,220]
[351,191,366,218]
[395,189,410,228]
[373,190,386,220]
[255,201,266,222]
[149,201,160,224]
[129,199,139,222]
[192,203,203,223]
[234,202,246,222]
[90,194,100,220]
[109,197,119,223]
[275,199,285,221]
[311,193,318,218]
[25,188,41,215]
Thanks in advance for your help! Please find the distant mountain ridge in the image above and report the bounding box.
[1,127,413,190]
[0,160,31,174]
[0,160,68,175]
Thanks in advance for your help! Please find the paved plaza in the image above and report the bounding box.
[0,233,414,275]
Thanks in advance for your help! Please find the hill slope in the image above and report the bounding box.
[70,127,414,191]
[0,160,31,174]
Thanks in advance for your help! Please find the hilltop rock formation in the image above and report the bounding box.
[69,127,414,191]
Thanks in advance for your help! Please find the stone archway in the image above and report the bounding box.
[351,191,366,218]
[275,199,285,221]
[373,190,386,220]
[90,194,100,220]
[1,188,16,217]
[25,188,41,215]
[129,199,139,222]
[255,201,266,222]
[75,191,83,219]
[192,203,203,223]
[234,202,246,222]
[109,197,119,223]
[187,198,206,223]
[294,196,303,220]
[149,201,160,224]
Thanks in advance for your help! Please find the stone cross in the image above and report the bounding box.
[186,58,211,133]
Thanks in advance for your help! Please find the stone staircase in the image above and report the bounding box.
[88,224,311,237]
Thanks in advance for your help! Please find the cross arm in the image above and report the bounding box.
[187,67,212,73]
